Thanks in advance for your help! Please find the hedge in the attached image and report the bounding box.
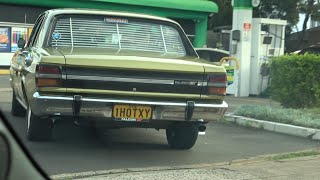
[270,54,320,108]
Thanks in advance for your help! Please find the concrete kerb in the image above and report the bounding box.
[224,114,320,141]
[50,149,320,180]
[0,88,12,92]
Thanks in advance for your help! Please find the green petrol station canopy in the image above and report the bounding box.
[1,0,218,19]
[91,0,219,13]
[1,0,219,47]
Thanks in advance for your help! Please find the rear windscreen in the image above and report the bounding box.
[49,15,187,57]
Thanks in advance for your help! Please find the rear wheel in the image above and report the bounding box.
[11,91,26,116]
[166,123,199,150]
[26,107,53,141]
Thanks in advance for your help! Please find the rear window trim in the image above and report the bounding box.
[43,14,197,57]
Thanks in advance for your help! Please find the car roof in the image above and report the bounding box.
[46,8,180,26]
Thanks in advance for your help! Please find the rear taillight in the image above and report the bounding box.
[207,74,227,96]
[36,65,62,87]
[38,65,60,74]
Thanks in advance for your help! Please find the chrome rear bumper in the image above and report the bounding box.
[31,92,228,122]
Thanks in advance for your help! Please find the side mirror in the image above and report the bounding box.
[17,38,26,49]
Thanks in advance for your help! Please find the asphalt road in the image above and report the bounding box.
[0,75,319,176]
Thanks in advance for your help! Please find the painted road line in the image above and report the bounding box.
[0,69,10,75]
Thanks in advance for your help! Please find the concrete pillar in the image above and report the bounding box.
[193,17,208,48]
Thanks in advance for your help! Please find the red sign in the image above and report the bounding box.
[244,23,251,31]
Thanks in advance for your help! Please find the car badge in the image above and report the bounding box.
[133,88,137,92]
[105,18,128,24]
[52,32,61,41]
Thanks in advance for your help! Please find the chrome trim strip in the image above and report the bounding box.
[36,74,62,79]
[116,23,122,54]
[208,82,227,87]
[160,25,167,54]
[70,17,74,47]
[82,98,187,106]
[66,75,208,86]
[33,92,73,100]
[195,101,228,108]
[33,92,228,108]
[67,75,175,84]
[27,108,31,130]
[16,97,27,110]
[200,82,208,86]
[62,74,67,80]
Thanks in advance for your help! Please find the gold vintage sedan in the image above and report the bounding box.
[10,9,227,149]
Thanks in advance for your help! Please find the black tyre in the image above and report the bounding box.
[166,124,199,150]
[26,108,53,141]
[11,91,26,116]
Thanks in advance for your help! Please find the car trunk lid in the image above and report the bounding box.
[62,54,205,98]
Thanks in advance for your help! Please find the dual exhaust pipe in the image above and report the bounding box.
[198,124,206,132]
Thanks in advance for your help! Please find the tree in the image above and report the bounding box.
[297,0,320,48]
[299,0,320,31]
[208,0,233,30]
[210,0,300,33]
[253,0,300,33]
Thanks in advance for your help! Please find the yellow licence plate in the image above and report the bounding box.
[113,104,152,121]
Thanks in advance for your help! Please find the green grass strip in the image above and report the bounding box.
[234,105,320,129]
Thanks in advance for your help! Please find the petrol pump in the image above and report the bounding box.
[249,18,287,95]
[227,0,286,96]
